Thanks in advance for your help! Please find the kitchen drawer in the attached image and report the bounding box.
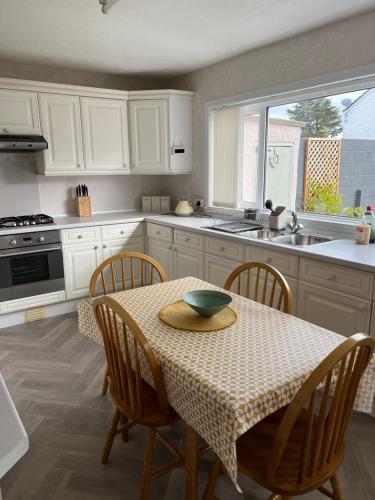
[245,245,298,278]
[61,226,101,245]
[101,222,144,241]
[146,223,172,244]
[300,258,374,300]
[0,290,66,314]
[205,236,244,262]
[174,229,204,251]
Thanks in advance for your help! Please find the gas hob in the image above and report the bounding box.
[0,214,54,229]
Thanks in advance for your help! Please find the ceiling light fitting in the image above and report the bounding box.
[99,0,120,14]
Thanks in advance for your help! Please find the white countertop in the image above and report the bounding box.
[1,211,375,272]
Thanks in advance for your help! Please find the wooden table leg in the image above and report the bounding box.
[185,425,198,500]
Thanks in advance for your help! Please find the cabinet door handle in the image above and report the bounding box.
[94,245,98,250]
[328,274,337,281]
[219,246,225,251]
[77,163,81,168]
[103,244,107,249]
[267,257,272,263]
[120,230,125,235]
[185,237,190,242]
[168,245,173,250]
[156,231,161,235]
[77,234,82,239]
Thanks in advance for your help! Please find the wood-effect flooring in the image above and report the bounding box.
[0,313,374,500]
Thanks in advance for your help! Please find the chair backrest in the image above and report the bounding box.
[266,333,375,486]
[93,295,170,420]
[89,251,167,298]
[224,262,292,314]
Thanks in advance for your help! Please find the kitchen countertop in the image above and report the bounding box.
[1,211,375,273]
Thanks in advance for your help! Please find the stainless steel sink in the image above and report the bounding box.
[271,234,332,246]
[242,229,284,240]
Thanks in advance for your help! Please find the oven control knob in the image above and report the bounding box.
[38,236,45,242]
[9,239,17,246]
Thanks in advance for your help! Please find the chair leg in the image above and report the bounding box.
[330,474,344,500]
[202,456,222,500]
[120,414,129,442]
[101,409,120,464]
[140,427,156,500]
[101,366,109,395]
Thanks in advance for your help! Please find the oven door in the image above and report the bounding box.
[0,244,65,302]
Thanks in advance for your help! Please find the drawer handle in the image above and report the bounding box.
[168,245,173,250]
[120,230,125,235]
[267,257,272,263]
[94,245,98,250]
[156,231,161,235]
[77,163,81,168]
[219,246,225,251]
[328,274,337,281]
[103,244,107,249]
[185,237,190,242]
[77,234,82,239]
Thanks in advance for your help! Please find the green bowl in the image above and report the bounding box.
[182,290,232,317]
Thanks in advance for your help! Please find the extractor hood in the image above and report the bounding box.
[0,135,48,152]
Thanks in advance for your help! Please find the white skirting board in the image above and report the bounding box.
[0,299,79,329]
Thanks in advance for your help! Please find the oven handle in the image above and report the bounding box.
[0,245,62,258]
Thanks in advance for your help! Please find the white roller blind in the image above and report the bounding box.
[211,107,240,208]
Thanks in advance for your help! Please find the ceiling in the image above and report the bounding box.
[1,0,375,77]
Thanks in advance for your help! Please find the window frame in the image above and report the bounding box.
[207,68,375,225]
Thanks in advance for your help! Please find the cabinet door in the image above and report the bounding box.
[38,93,84,173]
[81,97,129,172]
[297,282,371,337]
[102,238,145,290]
[204,254,240,290]
[63,243,102,300]
[175,247,204,280]
[0,89,40,134]
[129,99,168,172]
[147,239,174,281]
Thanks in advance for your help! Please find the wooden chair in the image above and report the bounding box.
[202,333,375,500]
[90,251,167,395]
[224,262,292,314]
[93,295,183,500]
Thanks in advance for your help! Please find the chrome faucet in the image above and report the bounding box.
[287,211,304,234]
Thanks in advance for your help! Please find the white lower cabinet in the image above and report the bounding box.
[147,239,174,281]
[204,254,240,289]
[297,282,371,337]
[175,246,204,280]
[63,242,102,300]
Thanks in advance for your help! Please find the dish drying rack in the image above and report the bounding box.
[206,209,269,234]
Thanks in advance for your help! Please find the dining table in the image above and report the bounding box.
[77,276,375,499]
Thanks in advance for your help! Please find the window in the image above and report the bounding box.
[209,80,375,219]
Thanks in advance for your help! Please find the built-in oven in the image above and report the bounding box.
[0,230,64,302]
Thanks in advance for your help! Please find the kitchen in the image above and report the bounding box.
[1,1,375,500]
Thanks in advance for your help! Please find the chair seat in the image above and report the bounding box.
[236,407,345,495]
[112,378,180,427]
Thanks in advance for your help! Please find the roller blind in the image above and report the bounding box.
[211,106,240,208]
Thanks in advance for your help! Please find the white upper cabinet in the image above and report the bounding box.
[38,93,84,173]
[128,91,193,174]
[129,99,168,172]
[80,97,129,172]
[0,89,40,134]
[0,78,193,176]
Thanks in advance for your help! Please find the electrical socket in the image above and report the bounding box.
[193,198,205,210]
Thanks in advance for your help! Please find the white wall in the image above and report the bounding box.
[164,10,375,204]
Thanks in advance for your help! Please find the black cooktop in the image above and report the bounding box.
[0,214,54,228]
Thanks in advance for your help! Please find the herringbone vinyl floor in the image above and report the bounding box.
[0,313,374,500]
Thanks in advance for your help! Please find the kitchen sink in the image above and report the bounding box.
[243,229,283,240]
[271,234,332,246]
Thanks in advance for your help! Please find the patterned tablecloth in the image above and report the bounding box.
[77,277,375,487]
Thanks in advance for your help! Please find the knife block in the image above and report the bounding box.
[76,196,92,217]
